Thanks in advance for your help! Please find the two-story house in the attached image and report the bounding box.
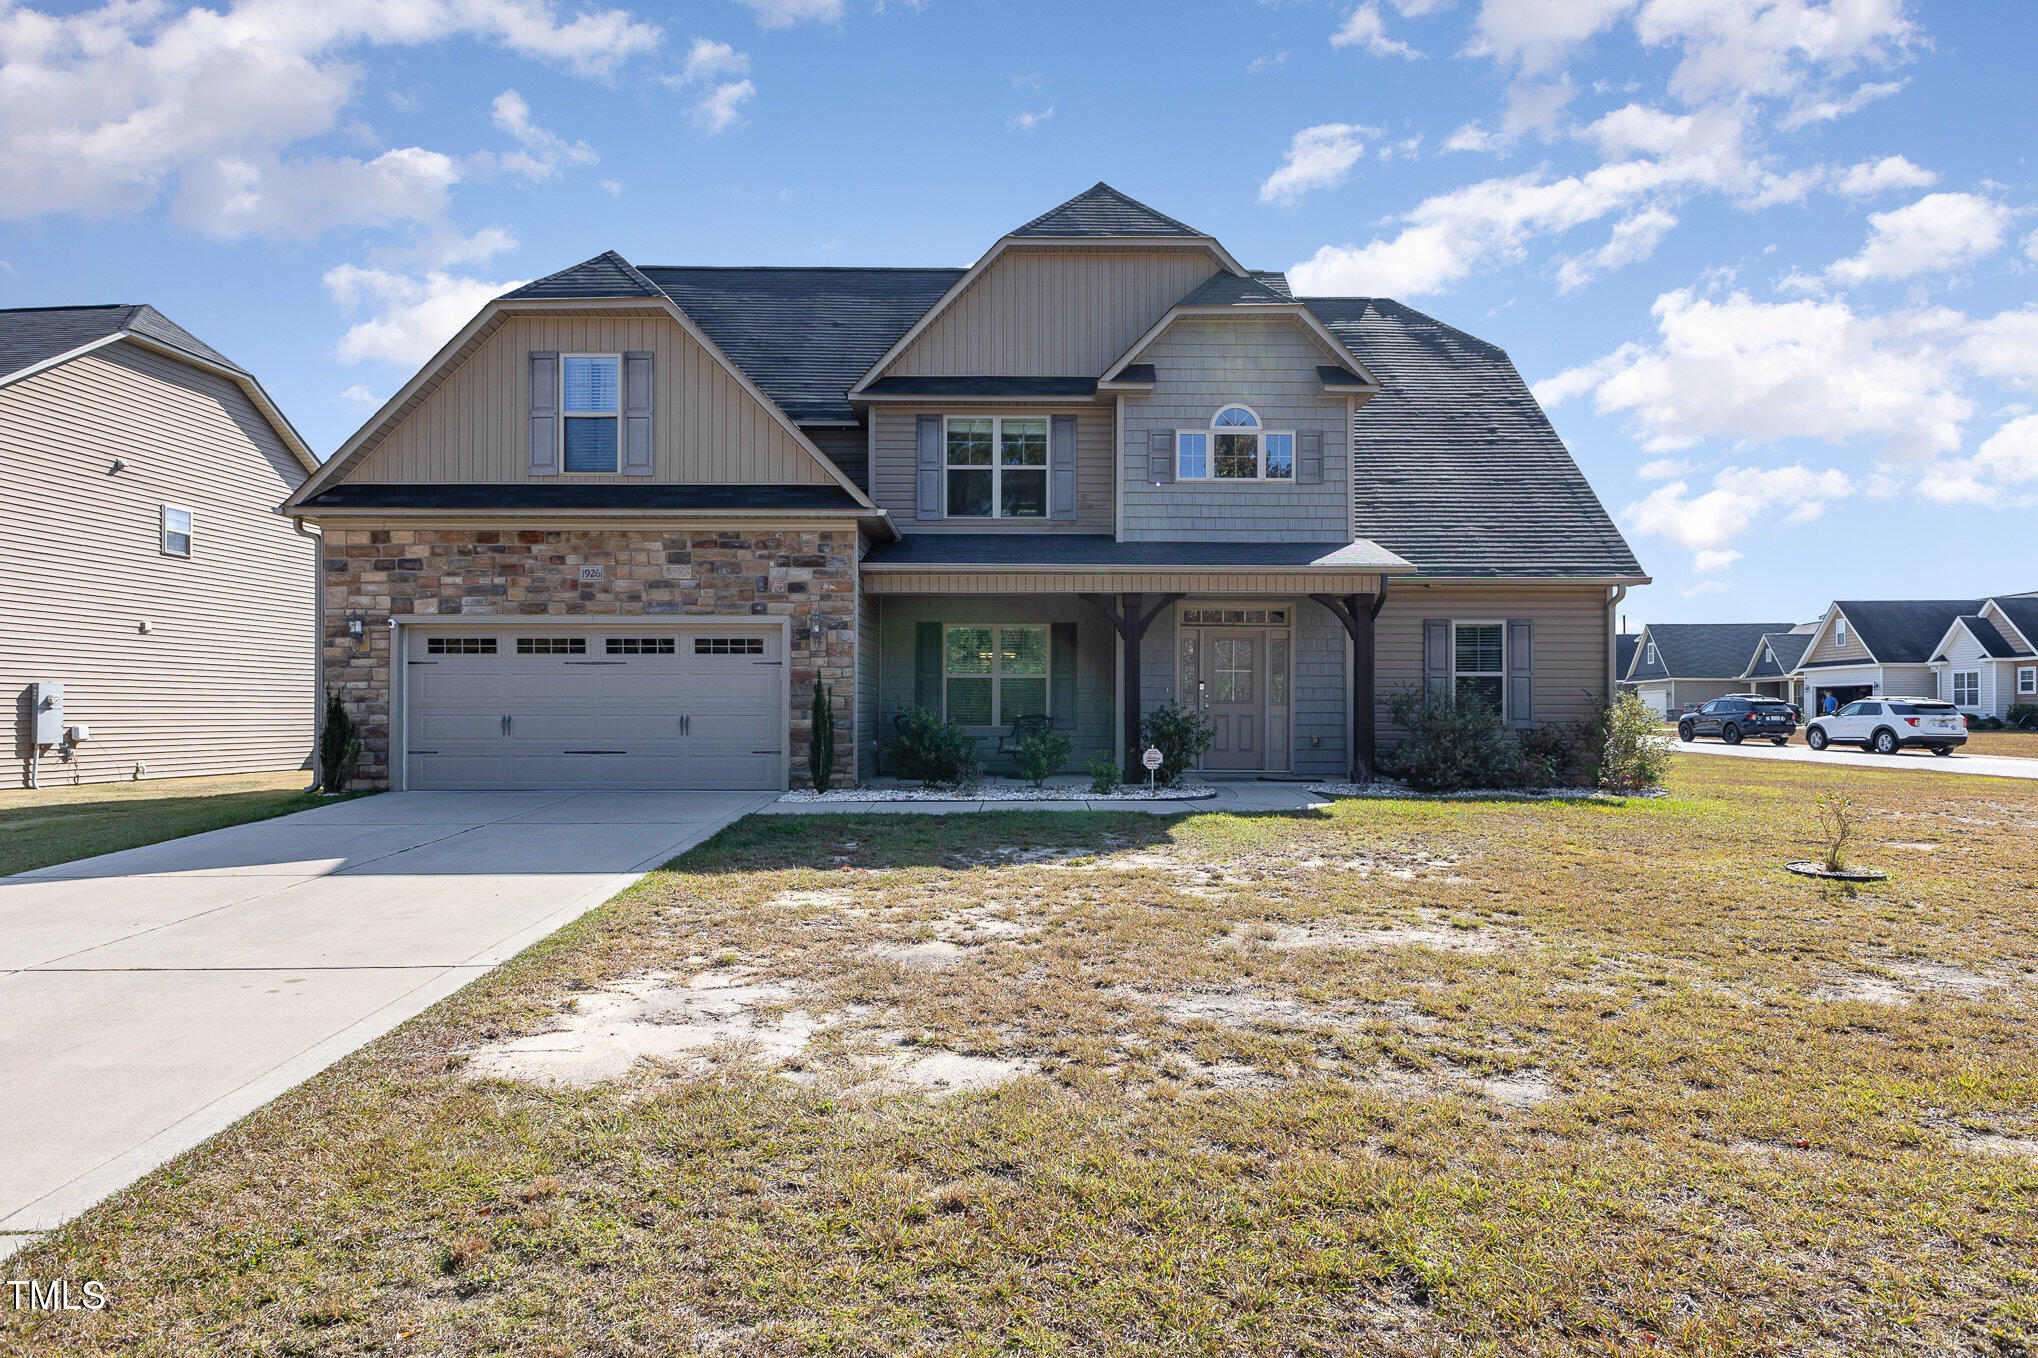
[284,184,1645,791]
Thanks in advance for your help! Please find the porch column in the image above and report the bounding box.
[1311,584,1389,781]
[1082,592,1184,779]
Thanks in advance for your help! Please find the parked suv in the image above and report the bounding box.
[1678,695,1798,746]
[1805,697,1967,756]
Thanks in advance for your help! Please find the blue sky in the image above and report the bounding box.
[3,0,2033,627]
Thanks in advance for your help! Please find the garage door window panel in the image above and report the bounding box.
[518,636,588,655]
[426,636,497,655]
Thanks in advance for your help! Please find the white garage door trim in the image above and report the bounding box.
[390,617,790,791]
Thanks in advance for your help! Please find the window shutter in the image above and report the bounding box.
[1507,618,1534,722]
[528,351,559,476]
[621,351,654,475]
[1148,428,1175,483]
[916,415,944,520]
[1298,430,1323,484]
[1049,414,1078,520]
[1423,618,1450,697]
[1050,622,1077,726]
[914,621,943,712]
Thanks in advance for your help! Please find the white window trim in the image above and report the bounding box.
[560,352,623,475]
[942,415,1051,519]
[2020,665,2036,696]
[1952,669,1981,708]
[941,622,1051,728]
[1174,403,1297,482]
[1451,619,1507,718]
[1645,641,1658,667]
[1835,616,1848,648]
[160,504,193,558]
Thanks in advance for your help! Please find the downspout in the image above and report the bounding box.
[1606,585,1629,702]
[295,516,324,793]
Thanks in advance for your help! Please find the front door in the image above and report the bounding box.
[1203,630,1264,770]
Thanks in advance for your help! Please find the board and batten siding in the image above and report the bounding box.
[0,343,314,789]
[1375,584,1613,738]
[869,405,1113,533]
[352,313,834,486]
[1120,318,1351,543]
[887,248,1219,378]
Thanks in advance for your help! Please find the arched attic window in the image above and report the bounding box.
[1176,404,1293,480]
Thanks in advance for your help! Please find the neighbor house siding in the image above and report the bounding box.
[1119,318,1351,542]
[1374,583,1612,741]
[0,343,314,788]
[352,312,835,486]
[1802,612,1876,666]
[869,405,1113,533]
[887,247,1219,378]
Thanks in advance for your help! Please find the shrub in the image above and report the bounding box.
[808,680,836,793]
[1518,721,1588,787]
[2008,703,2038,730]
[885,705,979,787]
[1012,728,1073,787]
[1139,702,1214,785]
[1381,687,1524,793]
[1594,693,1673,794]
[1815,791,1853,873]
[1974,714,2005,731]
[319,689,363,794]
[1085,751,1122,795]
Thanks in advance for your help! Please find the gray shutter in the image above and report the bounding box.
[1423,618,1451,698]
[1050,622,1077,726]
[916,415,944,520]
[621,351,654,475]
[528,352,559,476]
[1298,430,1323,484]
[1049,414,1078,519]
[1507,618,1534,723]
[914,622,943,712]
[1147,428,1175,483]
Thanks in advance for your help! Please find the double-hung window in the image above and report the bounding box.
[161,505,192,557]
[2020,666,2036,696]
[1176,405,1294,480]
[1453,622,1505,714]
[943,624,1048,726]
[945,416,1048,517]
[1953,671,1980,707]
[561,354,621,473]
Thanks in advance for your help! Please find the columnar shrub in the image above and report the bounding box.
[808,680,836,792]
[319,689,363,794]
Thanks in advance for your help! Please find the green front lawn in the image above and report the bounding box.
[0,770,341,877]
[8,759,2038,1355]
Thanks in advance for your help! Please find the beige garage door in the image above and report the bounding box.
[402,625,784,790]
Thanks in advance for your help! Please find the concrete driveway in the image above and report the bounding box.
[0,789,769,1257]
[1673,739,2038,780]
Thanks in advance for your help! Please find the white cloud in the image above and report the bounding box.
[1554,204,1677,292]
[1633,0,1919,107]
[1680,579,1732,597]
[1332,3,1423,58]
[1827,192,2013,285]
[1008,106,1054,132]
[1247,52,1289,74]
[687,78,753,133]
[1637,457,1694,478]
[325,266,527,368]
[1624,464,1852,566]
[600,178,622,195]
[679,37,750,84]
[1693,548,1742,572]
[1917,414,2038,505]
[486,89,598,180]
[335,383,380,406]
[1260,124,1376,205]
[729,0,843,28]
[1835,154,1937,198]
[1780,78,1906,129]
[665,39,756,135]
[175,146,461,239]
[1466,0,1636,79]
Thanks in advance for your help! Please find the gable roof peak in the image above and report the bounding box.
[503,249,663,302]
[1009,182,1206,241]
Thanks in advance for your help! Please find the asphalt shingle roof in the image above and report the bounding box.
[1745,630,1812,678]
[1615,633,1641,679]
[1307,297,1644,579]
[1635,623,1798,680]
[1008,182,1205,239]
[0,303,244,381]
[1176,271,1292,307]
[1949,615,2020,659]
[1988,597,2038,654]
[503,250,662,301]
[1837,599,1986,664]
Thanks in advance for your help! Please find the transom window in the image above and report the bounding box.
[943,624,1048,726]
[1181,608,1288,626]
[606,637,676,655]
[161,505,192,557]
[945,416,1048,517]
[561,354,621,473]
[426,636,496,655]
[1453,622,1505,713]
[517,636,588,655]
[1176,405,1294,481]
[695,636,765,655]
[1952,671,1980,706]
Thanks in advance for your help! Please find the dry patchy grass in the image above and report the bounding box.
[7,759,2038,1356]
[0,769,345,877]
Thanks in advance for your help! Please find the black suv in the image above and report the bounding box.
[1678,695,1797,746]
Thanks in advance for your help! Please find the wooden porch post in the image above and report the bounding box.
[1311,583,1389,782]
[1082,592,1185,779]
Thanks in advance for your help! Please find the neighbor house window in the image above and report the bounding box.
[1453,622,1505,714]
[1953,671,1980,707]
[1176,405,1294,480]
[1645,641,1658,667]
[943,624,1048,726]
[561,354,621,473]
[160,505,192,557]
[2021,666,2036,695]
[1835,616,1848,647]
[945,416,1047,517]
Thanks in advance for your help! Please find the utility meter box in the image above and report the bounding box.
[31,681,64,746]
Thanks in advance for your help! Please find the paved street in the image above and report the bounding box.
[1671,739,2038,780]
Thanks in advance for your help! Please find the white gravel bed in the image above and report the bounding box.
[780,783,1218,803]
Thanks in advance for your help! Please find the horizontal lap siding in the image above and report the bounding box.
[1375,584,1610,739]
[0,345,314,788]
[870,406,1113,533]
[1121,319,1350,542]
[357,314,833,486]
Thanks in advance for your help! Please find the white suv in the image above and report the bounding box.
[1805,697,1968,756]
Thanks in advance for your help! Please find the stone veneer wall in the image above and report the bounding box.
[319,524,857,787]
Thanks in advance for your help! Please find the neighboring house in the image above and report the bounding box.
[1791,599,1987,713]
[1621,622,1796,715]
[1614,633,1640,696]
[2,304,319,789]
[1924,598,2038,718]
[1738,627,1815,707]
[282,183,1645,792]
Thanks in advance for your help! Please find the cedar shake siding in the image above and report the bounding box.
[1,342,314,788]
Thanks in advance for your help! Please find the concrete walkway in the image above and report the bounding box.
[1672,739,2038,780]
[0,789,769,1257]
